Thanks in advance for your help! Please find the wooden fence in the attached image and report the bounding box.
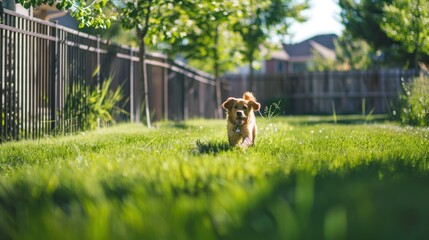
[0,8,228,142]
[225,69,418,115]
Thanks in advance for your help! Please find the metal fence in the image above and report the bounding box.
[225,69,419,115]
[1,9,227,143]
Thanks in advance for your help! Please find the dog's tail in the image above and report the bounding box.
[243,91,256,101]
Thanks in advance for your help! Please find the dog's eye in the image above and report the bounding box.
[243,106,248,110]
[234,105,238,109]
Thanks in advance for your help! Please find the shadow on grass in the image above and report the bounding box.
[286,115,391,126]
[194,140,232,155]
[161,122,190,129]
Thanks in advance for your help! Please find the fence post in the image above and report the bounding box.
[96,34,101,128]
[183,74,188,120]
[328,71,334,114]
[0,0,3,142]
[50,21,58,135]
[129,46,134,122]
[163,58,168,120]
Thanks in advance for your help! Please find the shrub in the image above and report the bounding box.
[63,76,127,131]
[397,76,429,127]
[86,76,127,130]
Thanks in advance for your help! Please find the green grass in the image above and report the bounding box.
[1,116,429,240]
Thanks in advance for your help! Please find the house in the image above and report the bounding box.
[261,34,338,74]
[2,1,78,29]
[32,5,79,29]
[2,0,30,15]
[229,34,337,75]
[282,33,337,73]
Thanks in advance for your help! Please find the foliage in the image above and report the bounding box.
[382,0,429,69]
[338,0,429,68]
[311,31,373,71]
[167,1,243,77]
[18,0,117,28]
[86,76,127,129]
[397,76,429,127]
[64,76,126,131]
[118,0,193,46]
[339,0,392,49]
[0,117,429,239]
[81,22,138,47]
[334,32,373,70]
[310,50,337,72]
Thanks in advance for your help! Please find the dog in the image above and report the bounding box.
[222,92,261,147]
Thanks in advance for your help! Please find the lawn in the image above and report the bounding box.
[0,116,429,240]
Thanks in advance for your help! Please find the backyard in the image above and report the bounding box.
[0,116,429,239]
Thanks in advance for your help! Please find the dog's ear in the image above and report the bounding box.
[248,100,261,111]
[222,98,236,110]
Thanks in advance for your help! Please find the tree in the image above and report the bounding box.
[233,0,308,91]
[339,0,392,50]
[311,31,373,71]
[339,0,428,68]
[170,0,308,116]
[382,0,429,69]
[334,32,373,70]
[119,1,191,127]
[166,0,244,118]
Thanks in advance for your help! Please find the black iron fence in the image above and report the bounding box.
[1,9,227,142]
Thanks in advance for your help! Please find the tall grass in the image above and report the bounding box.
[0,117,429,239]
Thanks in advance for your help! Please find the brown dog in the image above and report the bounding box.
[222,92,261,147]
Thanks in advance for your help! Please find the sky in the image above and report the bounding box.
[286,0,344,43]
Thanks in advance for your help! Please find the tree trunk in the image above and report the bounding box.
[248,55,255,92]
[134,2,152,127]
[215,70,222,119]
[413,0,421,71]
[137,29,151,127]
[214,27,223,119]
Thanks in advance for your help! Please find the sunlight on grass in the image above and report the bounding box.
[0,116,429,239]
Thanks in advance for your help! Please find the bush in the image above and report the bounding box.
[86,76,127,129]
[63,76,127,131]
[397,76,429,127]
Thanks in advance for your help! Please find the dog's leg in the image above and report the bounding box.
[252,125,257,145]
[228,134,242,146]
[242,125,257,147]
[241,137,253,147]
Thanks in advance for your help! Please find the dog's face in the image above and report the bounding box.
[222,98,260,125]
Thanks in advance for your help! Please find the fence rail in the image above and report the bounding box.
[225,69,418,115]
[1,9,227,143]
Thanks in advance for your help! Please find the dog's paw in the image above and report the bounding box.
[240,137,254,148]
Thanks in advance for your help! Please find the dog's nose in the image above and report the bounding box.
[236,111,243,117]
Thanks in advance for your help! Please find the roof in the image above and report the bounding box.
[260,44,289,61]
[283,34,337,62]
[269,49,289,61]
